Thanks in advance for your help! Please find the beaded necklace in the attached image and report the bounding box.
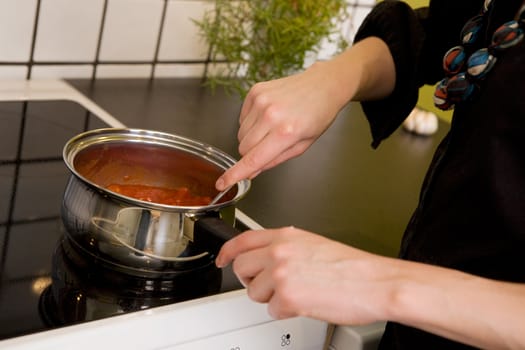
[433,0,525,110]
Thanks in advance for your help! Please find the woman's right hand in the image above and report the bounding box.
[215,61,348,191]
[215,37,396,191]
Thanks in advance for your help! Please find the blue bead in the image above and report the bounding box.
[461,14,485,45]
[435,0,524,110]
[491,21,524,51]
[443,46,466,75]
[447,73,475,102]
[467,48,497,79]
[433,78,454,110]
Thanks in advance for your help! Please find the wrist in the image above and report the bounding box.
[306,58,358,113]
[318,36,395,103]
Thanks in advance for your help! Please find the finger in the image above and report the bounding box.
[238,99,292,156]
[238,86,257,124]
[215,229,274,268]
[238,84,280,143]
[244,266,275,303]
[216,131,296,190]
[267,296,297,320]
[215,160,251,191]
[237,111,267,153]
[237,98,276,145]
[239,99,253,125]
[239,81,268,124]
[237,115,254,143]
[231,247,267,288]
[238,107,259,142]
[259,140,311,172]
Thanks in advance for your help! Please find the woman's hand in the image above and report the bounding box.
[216,226,393,325]
[217,227,525,349]
[215,63,347,191]
[215,37,396,191]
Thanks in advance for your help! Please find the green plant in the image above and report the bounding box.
[195,0,350,98]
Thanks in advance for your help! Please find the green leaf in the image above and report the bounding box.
[194,0,350,97]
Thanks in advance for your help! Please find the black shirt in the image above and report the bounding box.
[354,0,525,348]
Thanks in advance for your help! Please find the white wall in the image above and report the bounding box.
[0,0,375,80]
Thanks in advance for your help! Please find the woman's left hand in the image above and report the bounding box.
[217,227,525,350]
[215,226,393,325]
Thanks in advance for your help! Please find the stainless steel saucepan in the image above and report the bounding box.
[61,128,250,276]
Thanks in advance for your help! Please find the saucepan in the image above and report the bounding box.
[61,128,250,277]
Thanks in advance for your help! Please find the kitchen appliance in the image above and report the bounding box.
[0,80,384,349]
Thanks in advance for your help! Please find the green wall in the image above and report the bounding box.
[403,0,428,7]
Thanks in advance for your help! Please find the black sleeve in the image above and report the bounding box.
[354,0,483,148]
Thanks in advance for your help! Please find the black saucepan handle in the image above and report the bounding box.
[193,215,241,258]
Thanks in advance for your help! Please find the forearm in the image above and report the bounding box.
[307,36,396,110]
[385,261,525,349]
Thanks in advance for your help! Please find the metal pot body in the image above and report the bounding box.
[61,128,250,276]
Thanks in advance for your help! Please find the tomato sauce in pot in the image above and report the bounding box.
[106,183,212,206]
[72,141,230,207]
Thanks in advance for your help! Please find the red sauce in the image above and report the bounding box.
[107,184,212,206]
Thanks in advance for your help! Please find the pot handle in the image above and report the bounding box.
[193,216,240,258]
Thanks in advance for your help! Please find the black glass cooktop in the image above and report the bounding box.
[0,100,242,342]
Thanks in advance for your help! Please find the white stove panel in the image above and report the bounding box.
[1,290,328,350]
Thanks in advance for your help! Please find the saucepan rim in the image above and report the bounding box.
[62,127,250,213]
